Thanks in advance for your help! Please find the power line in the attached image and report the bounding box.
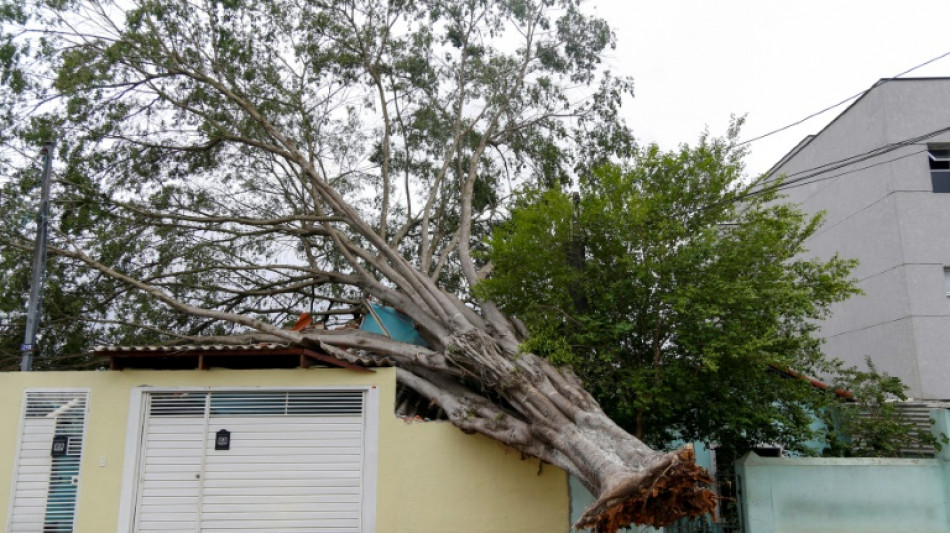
[737,92,867,147]
[776,149,926,193]
[737,50,950,147]
[772,124,950,190]
[725,124,950,206]
[892,50,950,79]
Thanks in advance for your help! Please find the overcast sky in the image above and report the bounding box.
[585,0,950,177]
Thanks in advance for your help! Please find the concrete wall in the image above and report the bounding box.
[0,368,568,533]
[736,454,949,533]
[769,78,950,399]
[736,409,950,533]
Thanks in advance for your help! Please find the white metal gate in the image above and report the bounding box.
[8,390,89,533]
[133,390,366,533]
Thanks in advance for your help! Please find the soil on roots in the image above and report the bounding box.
[575,447,718,533]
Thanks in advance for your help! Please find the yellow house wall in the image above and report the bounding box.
[0,368,568,533]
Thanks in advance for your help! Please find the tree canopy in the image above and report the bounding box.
[478,127,863,455]
[1,1,928,528]
[0,0,717,530]
[0,0,634,363]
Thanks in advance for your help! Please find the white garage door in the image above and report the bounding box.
[133,390,366,533]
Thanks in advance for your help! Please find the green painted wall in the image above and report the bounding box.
[736,409,950,533]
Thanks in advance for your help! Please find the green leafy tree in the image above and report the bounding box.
[0,0,714,529]
[479,126,864,456]
[824,358,942,458]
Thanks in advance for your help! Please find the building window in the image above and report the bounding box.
[928,148,950,192]
[945,268,950,312]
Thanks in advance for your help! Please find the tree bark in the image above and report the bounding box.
[51,229,716,530]
[3,1,717,529]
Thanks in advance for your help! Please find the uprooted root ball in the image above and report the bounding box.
[576,447,718,533]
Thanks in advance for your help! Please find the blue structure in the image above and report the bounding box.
[360,303,429,347]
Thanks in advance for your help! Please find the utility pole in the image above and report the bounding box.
[567,191,587,313]
[20,141,55,372]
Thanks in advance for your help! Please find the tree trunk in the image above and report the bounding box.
[407,330,717,531]
[5,0,717,527]
[304,304,717,531]
[53,217,717,532]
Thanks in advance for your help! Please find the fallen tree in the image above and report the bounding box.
[0,0,715,528]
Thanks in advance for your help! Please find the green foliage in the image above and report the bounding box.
[480,125,879,455]
[823,358,944,457]
[0,0,635,368]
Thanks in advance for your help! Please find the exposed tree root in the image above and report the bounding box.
[575,447,717,533]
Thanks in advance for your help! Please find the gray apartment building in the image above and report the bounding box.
[767,77,950,401]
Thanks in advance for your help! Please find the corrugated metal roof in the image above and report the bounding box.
[347,355,396,368]
[93,343,291,353]
[93,342,377,373]
[93,342,441,419]
[93,342,396,368]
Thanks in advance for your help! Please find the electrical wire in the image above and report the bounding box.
[776,149,926,193]
[737,50,950,147]
[722,124,950,207]
[724,123,950,206]
[776,124,950,184]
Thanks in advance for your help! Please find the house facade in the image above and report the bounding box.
[0,363,569,532]
[767,77,950,400]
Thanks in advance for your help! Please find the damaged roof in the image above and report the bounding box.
[92,342,446,421]
[92,306,444,419]
[93,342,374,372]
